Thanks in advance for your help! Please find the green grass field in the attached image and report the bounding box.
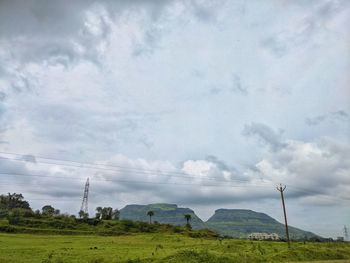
[0,233,350,263]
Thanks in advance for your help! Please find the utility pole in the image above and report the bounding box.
[344,225,349,241]
[277,183,290,248]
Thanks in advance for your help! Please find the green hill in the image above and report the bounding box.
[120,203,206,229]
[206,209,318,239]
[120,204,318,239]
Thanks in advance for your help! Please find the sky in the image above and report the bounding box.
[0,0,349,238]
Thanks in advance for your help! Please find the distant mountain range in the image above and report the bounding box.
[120,203,318,239]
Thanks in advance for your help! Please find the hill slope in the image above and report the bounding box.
[206,209,317,239]
[120,203,206,229]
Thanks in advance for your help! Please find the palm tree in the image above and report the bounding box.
[147,210,154,224]
[184,214,192,226]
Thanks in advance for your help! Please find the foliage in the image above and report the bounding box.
[95,207,119,220]
[42,205,57,216]
[206,209,318,239]
[147,210,154,224]
[120,204,205,229]
[0,193,30,210]
[0,233,349,263]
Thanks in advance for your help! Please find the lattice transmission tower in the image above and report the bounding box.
[344,225,349,241]
[80,178,90,216]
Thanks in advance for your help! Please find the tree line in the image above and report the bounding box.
[1,193,193,227]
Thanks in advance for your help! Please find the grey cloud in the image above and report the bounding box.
[243,122,286,151]
[1,140,348,211]
[0,158,34,187]
[163,186,276,206]
[231,74,247,95]
[250,138,350,205]
[209,87,222,95]
[24,101,157,148]
[305,110,350,126]
[132,27,163,57]
[0,158,28,175]
[0,0,171,37]
[305,115,327,126]
[261,0,350,57]
[0,92,6,101]
[331,110,349,120]
[138,136,154,149]
[186,0,227,23]
[205,155,234,173]
[21,155,37,163]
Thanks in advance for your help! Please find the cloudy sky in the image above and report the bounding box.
[0,0,349,238]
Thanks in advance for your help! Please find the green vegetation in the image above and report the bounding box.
[206,209,317,239]
[120,204,206,229]
[1,193,349,262]
[0,233,349,263]
[184,214,192,227]
[0,193,216,238]
[119,204,318,239]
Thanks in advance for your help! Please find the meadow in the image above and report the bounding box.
[0,233,350,263]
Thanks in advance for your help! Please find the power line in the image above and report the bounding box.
[0,155,261,184]
[0,151,247,180]
[0,172,345,203]
[0,151,347,203]
[0,172,274,188]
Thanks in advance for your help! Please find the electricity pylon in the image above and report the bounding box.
[344,225,349,241]
[80,178,89,216]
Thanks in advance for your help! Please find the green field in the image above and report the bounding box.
[0,233,349,263]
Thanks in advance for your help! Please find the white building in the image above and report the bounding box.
[248,232,280,240]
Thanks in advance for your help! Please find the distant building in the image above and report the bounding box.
[248,232,280,241]
[337,237,344,242]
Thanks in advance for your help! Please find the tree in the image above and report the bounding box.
[102,207,113,220]
[95,207,103,219]
[42,205,55,216]
[184,214,192,227]
[96,207,115,220]
[0,193,30,210]
[78,210,88,219]
[147,210,154,224]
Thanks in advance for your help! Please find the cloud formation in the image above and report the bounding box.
[0,0,349,237]
[306,110,350,126]
[243,123,286,151]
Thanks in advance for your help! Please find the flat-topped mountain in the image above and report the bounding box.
[206,209,317,239]
[120,204,318,239]
[120,203,206,229]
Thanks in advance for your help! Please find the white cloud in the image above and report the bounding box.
[0,0,349,237]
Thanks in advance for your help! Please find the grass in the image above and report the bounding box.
[0,233,349,263]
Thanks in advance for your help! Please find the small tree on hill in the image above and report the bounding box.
[184,214,192,228]
[79,210,88,219]
[42,205,55,216]
[147,210,154,224]
[96,207,117,220]
[101,207,113,220]
[95,207,102,219]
